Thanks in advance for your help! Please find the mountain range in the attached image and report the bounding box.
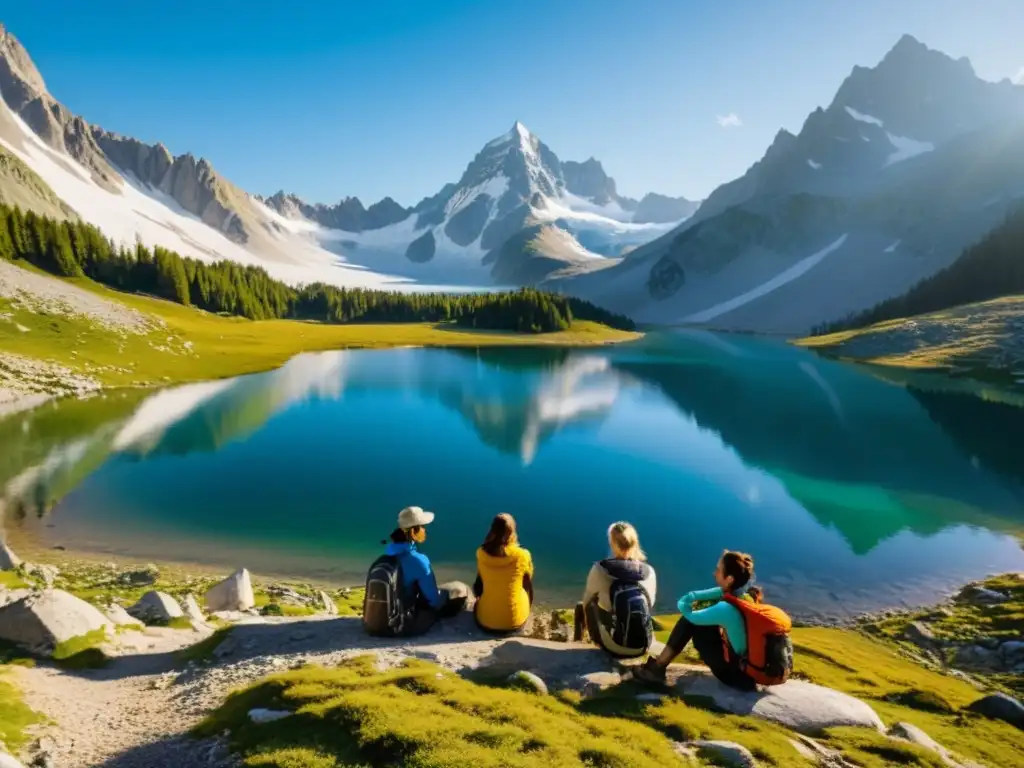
[1,24,1023,332]
[552,34,1024,332]
[0,22,695,290]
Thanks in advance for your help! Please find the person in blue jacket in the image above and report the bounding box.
[634,550,761,691]
[382,506,467,634]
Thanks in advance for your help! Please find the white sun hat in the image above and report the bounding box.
[398,505,435,529]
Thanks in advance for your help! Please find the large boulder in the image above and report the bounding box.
[966,693,1024,729]
[204,568,255,612]
[128,591,183,624]
[0,540,21,570]
[669,665,884,734]
[0,589,109,655]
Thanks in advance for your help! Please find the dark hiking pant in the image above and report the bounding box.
[407,582,469,636]
[665,616,756,691]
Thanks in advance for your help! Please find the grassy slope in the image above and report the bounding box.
[796,294,1024,377]
[197,643,1024,768]
[183,581,1024,768]
[0,264,639,391]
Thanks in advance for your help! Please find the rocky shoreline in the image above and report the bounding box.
[1,542,1023,768]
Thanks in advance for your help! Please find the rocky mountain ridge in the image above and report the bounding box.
[550,34,1024,333]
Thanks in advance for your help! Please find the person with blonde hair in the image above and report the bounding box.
[473,513,535,633]
[575,522,657,657]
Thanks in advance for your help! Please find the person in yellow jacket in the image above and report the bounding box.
[473,513,534,633]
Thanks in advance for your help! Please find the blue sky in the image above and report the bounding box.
[4,1,1022,206]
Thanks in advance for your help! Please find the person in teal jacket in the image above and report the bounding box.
[634,550,761,691]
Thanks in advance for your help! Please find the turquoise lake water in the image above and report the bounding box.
[4,330,1024,620]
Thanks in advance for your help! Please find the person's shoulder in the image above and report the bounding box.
[406,549,431,570]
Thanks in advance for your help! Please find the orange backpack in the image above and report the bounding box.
[721,594,793,686]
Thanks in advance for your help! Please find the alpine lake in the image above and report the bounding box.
[4,330,1023,622]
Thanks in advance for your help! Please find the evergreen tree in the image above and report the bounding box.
[0,202,637,333]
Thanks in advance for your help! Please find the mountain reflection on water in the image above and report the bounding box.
[2,330,1022,620]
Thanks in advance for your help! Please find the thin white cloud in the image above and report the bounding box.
[1013,66,1024,85]
[716,112,743,129]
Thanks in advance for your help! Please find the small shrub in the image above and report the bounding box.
[886,689,955,714]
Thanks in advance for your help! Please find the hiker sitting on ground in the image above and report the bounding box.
[473,513,534,634]
[574,521,657,657]
[634,550,793,690]
[363,506,468,637]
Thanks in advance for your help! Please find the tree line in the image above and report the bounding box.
[0,203,635,333]
[813,206,1024,335]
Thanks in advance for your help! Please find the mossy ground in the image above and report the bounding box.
[196,646,1016,768]
[0,673,42,753]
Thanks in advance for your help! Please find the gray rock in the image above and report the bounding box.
[953,644,999,670]
[506,670,548,695]
[0,589,109,655]
[0,752,26,768]
[316,590,337,616]
[888,722,942,752]
[0,540,21,571]
[21,563,58,587]
[671,665,884,734]
[205,569,255,612]
[578,671,621,698]
[788,734,858,767]
[128,591,184,624]
[998,640,1024,667]
[957,585,1009,605]
[118,566,159,586]
[903,621,937,647]
[685,740,757,768]
[181,594,206,624]
[966,692,1024,729]
[0,589,31,608]
[104,604,142,628]
[266,585,310,606]
[248,708,292,724]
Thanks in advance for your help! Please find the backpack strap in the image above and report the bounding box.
[719,593,751,668]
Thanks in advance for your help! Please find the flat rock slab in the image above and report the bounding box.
[480,639,618,690]
[669,665,884,734]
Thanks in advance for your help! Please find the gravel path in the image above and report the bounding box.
[0,260,156,334]
[11,613,548,768]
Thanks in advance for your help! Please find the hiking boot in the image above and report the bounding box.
[632,657,667,685]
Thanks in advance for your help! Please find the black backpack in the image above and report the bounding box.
[362,555,409,637]
[608,576,653,651]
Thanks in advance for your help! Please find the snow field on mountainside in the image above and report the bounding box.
[684,234,849,323]
[0,105,411,290]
